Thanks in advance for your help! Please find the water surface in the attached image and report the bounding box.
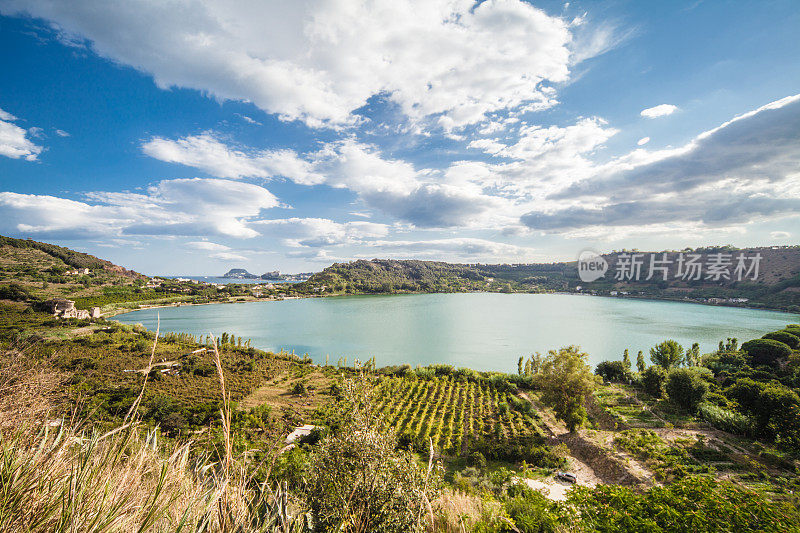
[114,293,798,373]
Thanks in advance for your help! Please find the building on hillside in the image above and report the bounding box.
[66,268,90,275]
[43,298,96,320]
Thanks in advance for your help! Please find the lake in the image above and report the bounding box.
[113,293,799,373]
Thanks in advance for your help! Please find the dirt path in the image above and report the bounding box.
[519,392,653,488]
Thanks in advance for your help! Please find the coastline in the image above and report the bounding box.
[105,289,800,323]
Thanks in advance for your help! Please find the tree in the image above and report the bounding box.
[595,361,632,383]
[636,351,646,373]
[641,366,667,398]
[535,346,597,432]
[685,343,701,366]
[665,368,709,411]
[741,339,792,366]
[622,349,631,370]
[650,340,684,369]
[518,356,524,376]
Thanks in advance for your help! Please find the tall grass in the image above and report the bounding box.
[0,332,306,532]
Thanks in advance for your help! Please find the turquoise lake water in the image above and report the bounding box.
[113,293,799,373]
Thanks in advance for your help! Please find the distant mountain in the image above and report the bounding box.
[222,268,259,279]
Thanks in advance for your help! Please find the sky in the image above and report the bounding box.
[0,0,798,276]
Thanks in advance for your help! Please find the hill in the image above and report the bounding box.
[300,246,800,311]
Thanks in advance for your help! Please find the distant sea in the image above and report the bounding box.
[164,276,294,285]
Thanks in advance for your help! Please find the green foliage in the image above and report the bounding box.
[0,283,33,302]
[697,401,754,435]
[649,339,684,368]
[305,377,437,532]
[375,374,548,459]
[741,338,792,366]
[665,367,710,412]
[725,378,800,450]
[595,360,632,383]
[567,476,800,532]
[763,330,800,349]
[636,350,646,373]
[535,346,596,432]
[641,365,667,398]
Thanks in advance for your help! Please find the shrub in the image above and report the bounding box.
[641,366,666,398]
[741,339,792,366]
[763,331,800,349]
[305,378,437,532]
[0,283,33,302]
[697,401,753,435]
[595,360,632,383]
[665,368,709,412]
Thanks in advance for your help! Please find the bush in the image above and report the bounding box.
[595,360,632,383]
[641,366,666,398]
[0,283,33,302]
[697,402,753,435]
[305,378,437,532]
[741,339,792,366]
[665,368,709,412]
[763,331,800,349]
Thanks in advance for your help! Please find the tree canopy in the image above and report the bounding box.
[535,346,597,432]
[650,339,684,368]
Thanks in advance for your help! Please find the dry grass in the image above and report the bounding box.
[0,333,305,532]
[430,490,507,533]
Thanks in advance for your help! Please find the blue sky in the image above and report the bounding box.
[0,0,798,275]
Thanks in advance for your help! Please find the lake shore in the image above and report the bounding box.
[105,287,795,323]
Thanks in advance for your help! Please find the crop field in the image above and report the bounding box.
[374,375,546,456]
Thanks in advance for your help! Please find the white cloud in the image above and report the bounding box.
[0,107,44,160]
[523,94,800,233]
[209,251,248,261]
[770,231,790,239]
[0,178,280,239]
[364,237,539,261]
[253,217,389,247]
[186,241,230,251]
[142,132,323,184]
[1,0,588,130]
[640,104,678,118]
[55,129,70,137]
[145,134,507,229]
[637,136,650,146]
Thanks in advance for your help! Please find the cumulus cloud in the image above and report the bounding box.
[640,104,678,118]
[0,107,44,160]
[142,132,323,184]
[0,178,280,239]
[0,0,588,129]
[522,94,800,233]
[209,251,248,261]
[253,217,389,247]
[364,237,538,261]
[145,134,507,229]
[466,116,618,196]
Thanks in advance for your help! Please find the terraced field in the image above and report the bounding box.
[374,375,546,455]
